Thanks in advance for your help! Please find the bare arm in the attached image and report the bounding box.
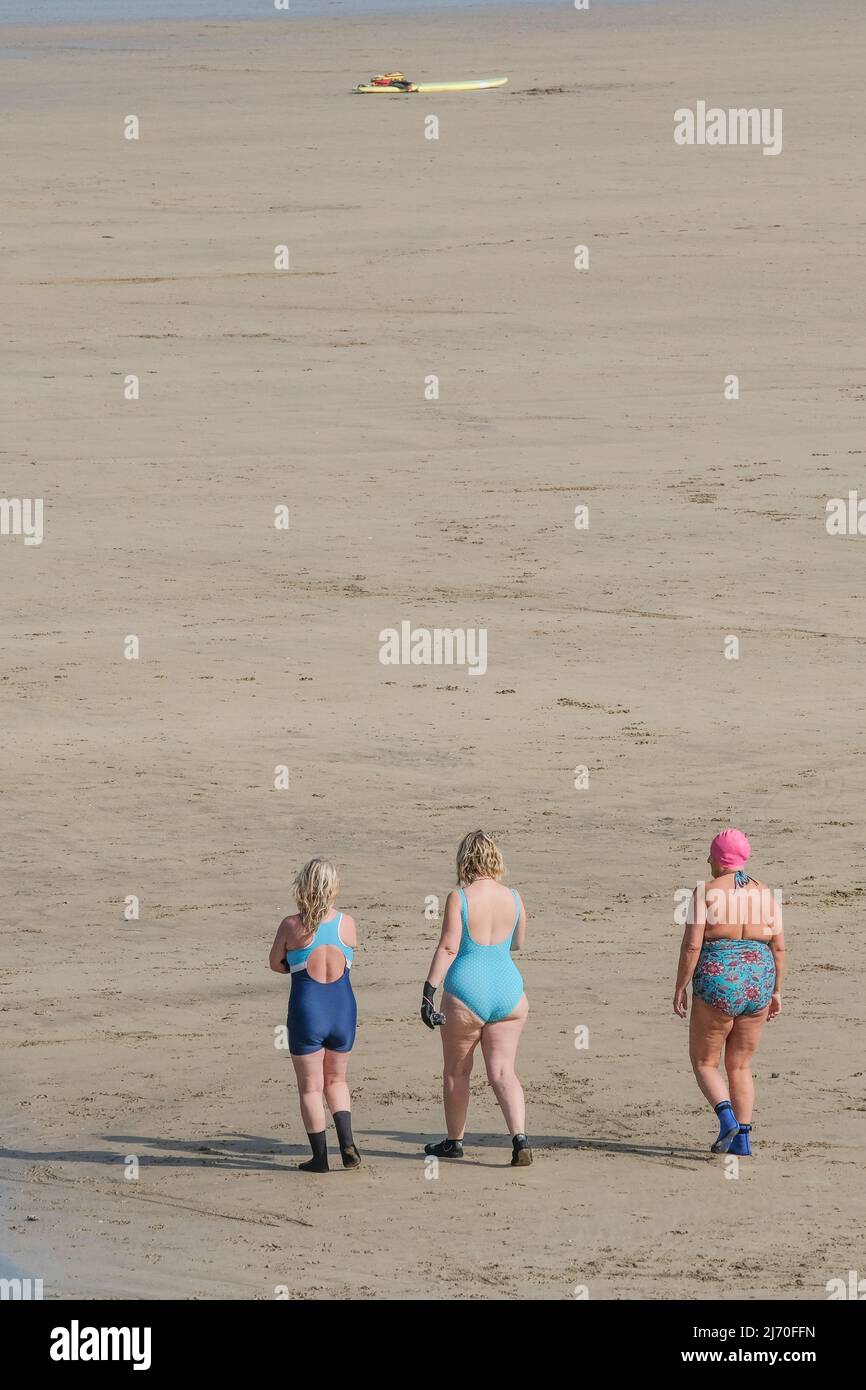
[425,890,462,988]
[511,892,526,950]
[673,887,705,1016]
[269,918,290,974]
[767,897,786,1019]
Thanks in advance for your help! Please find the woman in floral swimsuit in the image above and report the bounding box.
[673,829,786,1156]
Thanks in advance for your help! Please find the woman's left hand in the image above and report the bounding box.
[673,987,688,1018]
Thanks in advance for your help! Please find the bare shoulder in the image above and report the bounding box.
[752,879,781,916]
[444,887,466,920]
[440,889,463,932]
[747,877,774,904]
[339,912,358,946]
[280,913,304,943]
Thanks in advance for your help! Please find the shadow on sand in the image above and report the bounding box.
[0,1130,712,1177]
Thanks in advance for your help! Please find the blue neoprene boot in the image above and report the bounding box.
[729,1124,752,1157]
[711,1100,739,1153]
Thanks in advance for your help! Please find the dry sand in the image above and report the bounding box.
[1,0,864,1299]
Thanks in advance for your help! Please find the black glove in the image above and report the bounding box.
[421,981,446,1029]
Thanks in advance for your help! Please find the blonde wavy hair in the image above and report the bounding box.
[293,858,339,933]
[456,830,505,885]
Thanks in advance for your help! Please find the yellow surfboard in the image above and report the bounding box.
[354,77,508,94]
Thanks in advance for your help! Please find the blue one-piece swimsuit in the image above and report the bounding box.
[443,887,524,1024]
[286,912,357,1055]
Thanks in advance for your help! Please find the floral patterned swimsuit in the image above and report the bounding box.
[692,873,776,1018]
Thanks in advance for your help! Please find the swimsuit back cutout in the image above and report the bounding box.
[460,886,520,948]
[285,912,353,974]
[442,887,524,1024]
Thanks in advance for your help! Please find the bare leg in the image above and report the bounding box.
[324,1048,360,1166]
[323,1048,352,1116]
[724,1009,768,1124]
[440,992,483,1139]
[480,995,529,1135]
[291,1050,326,1133]
[689,995,734,1106]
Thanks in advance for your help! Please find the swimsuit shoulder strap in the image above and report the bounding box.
[458,888,469,936]
[319,911,345,939]
[333,911,353,965]
[285,917,318,967]
[510,888,521,939]
[309,912,353,965]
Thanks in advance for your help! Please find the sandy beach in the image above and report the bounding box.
[1,0,864,1299]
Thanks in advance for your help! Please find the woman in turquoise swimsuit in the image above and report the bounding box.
[420,830,531,1166]
[673,829,786,1156]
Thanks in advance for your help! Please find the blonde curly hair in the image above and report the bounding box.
[456,830,505,885]
[293,858,339,933]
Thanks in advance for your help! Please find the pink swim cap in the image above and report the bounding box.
[709,828,751,871]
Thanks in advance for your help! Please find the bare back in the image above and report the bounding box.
[462,878,524,946]
[274,912,358,983]
[702,874,777,943]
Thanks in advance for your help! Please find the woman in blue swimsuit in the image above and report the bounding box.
[673,829,786,1156]
[269,858,361,1173]
[421,830,531,1166]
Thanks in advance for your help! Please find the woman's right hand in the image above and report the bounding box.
[421,982,446,1029]
[767,991,782,1020]
[672,987,688,1018]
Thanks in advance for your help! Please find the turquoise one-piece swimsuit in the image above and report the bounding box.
[443,887,524,1023]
